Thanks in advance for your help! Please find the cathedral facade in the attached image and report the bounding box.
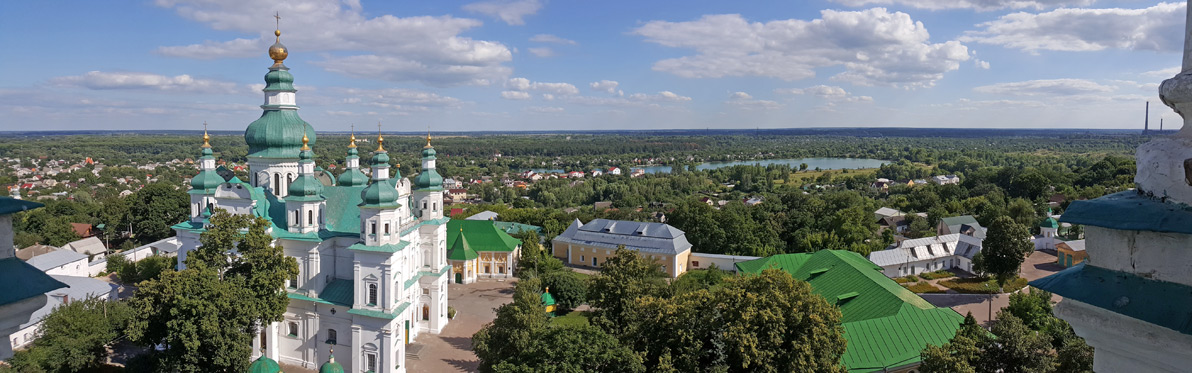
[172,27,448,373]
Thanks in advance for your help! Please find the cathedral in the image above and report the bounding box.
[171,26,449,373]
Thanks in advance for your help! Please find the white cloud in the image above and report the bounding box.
[832,0,1095,11]
[530,34,577,45]
[726,91,781,110]
[1143,66,1181,77]
[462,0,542,25]
[562,90,692,107]
[155,0,513,86]
[776,85,874,102]
[50,71,241,94]
[528,47,555,57]
[504,78,579,95]
[962,2,1185,53]
[590,80,621,95]
[501,91,532,100]
[973,79,1116,96]
[974,59,991,69]
[632,9,969,87]
[526,106,564,113]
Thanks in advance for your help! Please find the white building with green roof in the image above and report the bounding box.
[171,27,449,373]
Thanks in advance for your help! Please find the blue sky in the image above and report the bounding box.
[0,0,1186,131]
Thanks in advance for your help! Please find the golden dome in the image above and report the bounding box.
[269,29,288,65]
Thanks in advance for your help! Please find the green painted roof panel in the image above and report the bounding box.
[1030,263,1192,336]
[1061,191,1192,234]
[0,197,43,215]
[447,219,523,253]
[0,258,68,306]
[347,241,410,254]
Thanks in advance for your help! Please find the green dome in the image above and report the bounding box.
[245,110,316,159]
[337,168,368,187]
[360,179,400,208]
[371,151,390,166]
[247,355,281,373]
[414,169,443,190]
[264,70,295,92]
[288,174,324,199]
[421,146,436,158]
[1040,217,1059,229]
[319,354,344,373]
[190,169,223,192]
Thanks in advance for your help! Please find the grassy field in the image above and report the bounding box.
[787,168,878,182]
[552,310,591,327]
[902,281,945,294]
[939,276,1029,294]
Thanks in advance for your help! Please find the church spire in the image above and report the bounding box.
[337,124,368,187]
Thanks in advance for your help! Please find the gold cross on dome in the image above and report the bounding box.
[274,12,281,29]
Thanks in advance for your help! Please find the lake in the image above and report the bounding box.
[529,157,888,175]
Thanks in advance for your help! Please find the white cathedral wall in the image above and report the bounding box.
[1056,298,1192,373]
[1085,226,1192,286]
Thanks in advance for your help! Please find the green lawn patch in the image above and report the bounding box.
[893,277,913,284]
[939,276,1029,294]
[552,310,591,327]
[918,270,956,280]
[902,282,945,294]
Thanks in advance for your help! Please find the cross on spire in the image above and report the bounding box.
[348,124,357,148]
[274,12,281,29]
[202,121,211,148]
[376,121,385,152]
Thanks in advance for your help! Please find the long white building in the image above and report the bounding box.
[171,27,449,373]
[867,233,982,277]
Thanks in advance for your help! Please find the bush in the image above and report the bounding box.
[940,276,1029,294]
[541,271,588,311]
[893,277,913,284]
[919,270,956,280]
[447,306,457,319]
[903,282,945,293]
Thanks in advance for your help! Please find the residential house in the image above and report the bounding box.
[442,178,462,190]
[566,171,584,178]
[630,168,645,177]
[552,219,693,278]
[447,189,468,202]
[61,236,106,260]
[930,175,960,185]
[593,201,613,210]
[874,207,904,221]
[743,196,763,206]
[878,215,909,234]
[1055,240,1087,268]
[867,234,983,277]
[608,167,622,175]
[9,275,116,352]
[466,211,500,221]
[736,250,965,372]
[15,245,58,261]
[69,223,96,238]
[937,215,986,239]
[590,170,604,177]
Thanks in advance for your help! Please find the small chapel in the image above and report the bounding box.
[172,24,450,373]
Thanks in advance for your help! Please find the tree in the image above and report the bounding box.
[588,248,668,336]
[492,325,644,373]
[127,183,189,244]
[975,216,1031,289]
[125,211,297,372]
[5,298,132,373]
[985,313,1056,373]
[622,269,847,372]
[541,271,587,311]
[514,232,563,278]
[473,278,550,372]
[920,313,987,373]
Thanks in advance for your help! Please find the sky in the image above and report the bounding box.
[0,0,1187,132]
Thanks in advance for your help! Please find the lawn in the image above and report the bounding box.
[939,276,1029,294]
[918,270,957,280]
[552,310,591,327]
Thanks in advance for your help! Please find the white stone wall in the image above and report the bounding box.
[1085,226,1192,287]
[687,252,760,272]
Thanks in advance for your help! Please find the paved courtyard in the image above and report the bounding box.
[923,250,1066,326]
[406,279,517,373]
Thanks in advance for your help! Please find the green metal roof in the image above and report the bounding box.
[247,355,282,373]
[1061,191,1192,234]
[413,168,443,190]
[493,221,544,235]
[1039,217,1059,229]
[244,110,316,159]
[939,215,978,227]
[447,219,522,253]
[348,302,406,320]
[359,178,400,208]
[288,278,354,307]
[542,291,556,306]
[735,250,964,372]
[1030,263,1192,336]
[346,241,410,254]
[190,169,223,193]
[0,258,68,306]
[337,167,369,187]
[0,197,43,215]
[446,233,479,261]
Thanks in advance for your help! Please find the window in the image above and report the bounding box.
[366,353,377,372]
[370,223,377,235]
[273,174,280,196]
[289,273,298,288]
[592,257,597,266]
[384,223,390,235]
[692,261,700,268]
[287,322,298,337]
[498,266,505,274]
[292,210,299,226]
[368,284,378,306]
[423,288,429,295]
[326,329,337,345]
[580,255,585,263]
[484,265,490,274]
[307,210,313,225]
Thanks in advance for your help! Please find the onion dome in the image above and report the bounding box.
[191,128,223,193]
[1040,217,1059,229]
[245,26,316,159]
[359,137,399,208]
[288,132,324,200]
[337,133,369,187]
[319,350,344,373]
[414,134,443,190]
[247,355,281,373]
[446,227,478,261]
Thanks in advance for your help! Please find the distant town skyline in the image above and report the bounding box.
[0,0,1185,131]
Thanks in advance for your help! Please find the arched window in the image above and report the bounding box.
[293,210,299,226]
[327,329,337,345]
[368,283,378,305]
[287,322,298,337]
[307,210,314,225]
[273,174,281,196]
